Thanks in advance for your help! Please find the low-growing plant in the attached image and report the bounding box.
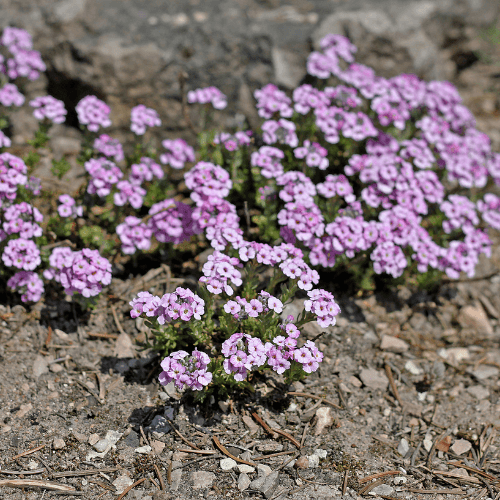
[1,26,500,397]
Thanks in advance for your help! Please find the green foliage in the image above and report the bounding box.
[23,150,41,171]
[28,127,50,148]
[51,157,72,180]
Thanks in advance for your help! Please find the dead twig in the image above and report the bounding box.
[111,305,127,336]
[253,450,296,461]
[166,419,200,450]
[213,436,255,466]
[358,478,385,495]
[88,478,115,491]
[87,332,119,339]
[300,422,310,448]
[167,460,172,485]
[0,479,76,492]
[0,469,46,475]
[385,363,404,407]
[427,427,453,468]
[342,470,348,496]
[359,470,401,484]
[405,487,466,495]
[251,412,301,448]
[172,454,222,469]
[153,464,165,491]
[11,445,45,461]
[276,452,300,471]
[287,391,343,410]
[176,449,217,455]
[115,477,147,500]
[51,467,129,478]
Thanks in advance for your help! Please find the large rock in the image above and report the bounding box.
[3,0,498,152]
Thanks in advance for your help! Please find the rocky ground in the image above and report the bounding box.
[1,0,500,499]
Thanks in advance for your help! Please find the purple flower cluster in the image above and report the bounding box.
[130,157,164,183]
[222,333,267,381]
[7,271,44,303]
[147,199,200,245]
[251,146,285,179]
[294,140,329,170]
[130,104,161,135]
[254,84,293,118]
[0,27,46,80]
[43,247,112,298]
[477,194,500,230]
[304,289,340,328]
[199,251,242,295]
[93,134,124,163]
[2,238,41,270]
[262,119,298,148]
[29,95,66,124]
[85,158,123,197]
[213,131,252,151]
[129,288,205,325]
[2,202,43,238]
[185,161,243,250]
[187,86,227,109]
[159,350,212,391]
[57,194,83,218]
[76,95,112,133]
[113,180,146,209]
[160,139,196,169]
[223,291,283,319]
[0,130,11,148]
[440,195,479,234]
[116,216,152,254]
[0,83,25,107]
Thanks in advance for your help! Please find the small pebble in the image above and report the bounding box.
[307,455,320,468]
[238,472,251,491]
[238,464,255,474]
[397,438,409,457]
[134,445,152,454]
[53,438,66,450]
[451,439,472,456]
[113,475,133,494]
[191,471,215,489]
[295,456,309,469]
[257,464,272,477]
[88,433,100,446]
[220,458,237,470]
[93,439,109,453]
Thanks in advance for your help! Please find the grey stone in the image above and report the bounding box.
[33,355,48,378]
[238,464,255,474]
[369,484,395,496]
[359,368,389,391]
[220,458,237,470]
[467,385,490,400]
[113,333,136,358]
[238,473,251,491]
[472,365,499,380]
[451,439,472,456]
[397,438,410,457]
[145,415,171,435]
[123,431,140,448]
[272,46,306,89]
[169,469,182,491]
[52,437,66,450]
[93,439,109,453]
[380,334,409,353]
[259,471,280,499]
[257,464,273,478]
[53,0,87,23]
[191,471,215,489]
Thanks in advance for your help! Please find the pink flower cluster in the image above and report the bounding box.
[304,289,341,328]
[185,161,243,250]
[57,194,83,218]
[85,157,123,197]
[43,247,112,298]
[160,139,196,169]
[7,270,44,303]
[159,350,212,391]
[251,146,285,179]
[294,140,329,170]
[0,27,46,80]
[94,134,124,162]
[214,131,252,151]
[477,194,500,230]
[262,119,298,148]
[116,216,152,254]
[222,333,267,381]
[2,202,43,239]
[187,86,227,109]
[113,180,146,209]
[199,250,242,295]
[76,95,112,132]
[0,130,11,148]
[223,291,283,319]
[0,83,25,107]
[130,157,164,184]
[129,288,205,325]
[254,84,293,119]
[2,238,41,271]
[130,104,161,135]
[147,199,200,245]
[29,96,67,124]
